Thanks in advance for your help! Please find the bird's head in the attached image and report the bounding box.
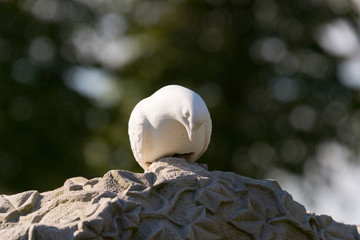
[178,92,210,141]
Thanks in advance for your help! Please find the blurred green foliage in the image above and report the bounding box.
[0,0,360,194]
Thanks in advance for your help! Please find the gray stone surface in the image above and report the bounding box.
[0,157,359,239]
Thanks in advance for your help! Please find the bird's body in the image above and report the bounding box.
[128,85,212,170]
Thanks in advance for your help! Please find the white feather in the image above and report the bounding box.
[128,85,212,170]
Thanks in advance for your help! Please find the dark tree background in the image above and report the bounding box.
[1,0,360,194]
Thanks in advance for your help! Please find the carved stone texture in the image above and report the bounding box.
[0,158,359,239]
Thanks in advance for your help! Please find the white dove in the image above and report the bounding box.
[128,85,212,170]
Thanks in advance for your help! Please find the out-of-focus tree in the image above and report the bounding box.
[0,0,359,194]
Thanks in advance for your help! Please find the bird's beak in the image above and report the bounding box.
[185,122,193,141]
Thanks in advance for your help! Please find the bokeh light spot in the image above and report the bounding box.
[290,105,317,131]
[280,139,307,163]
[249,142,276,167]
[269,77,299,102]
[28,37,56,65]
[338,56,360,89]
[64,67,122,108]
[251,37,286,63]
[12,58,37,84]
[316,19,359,58]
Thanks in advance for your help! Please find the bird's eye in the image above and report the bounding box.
[182,108,190,118]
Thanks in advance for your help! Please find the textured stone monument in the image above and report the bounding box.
[1,85,359,239]
[0,158,359,239]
